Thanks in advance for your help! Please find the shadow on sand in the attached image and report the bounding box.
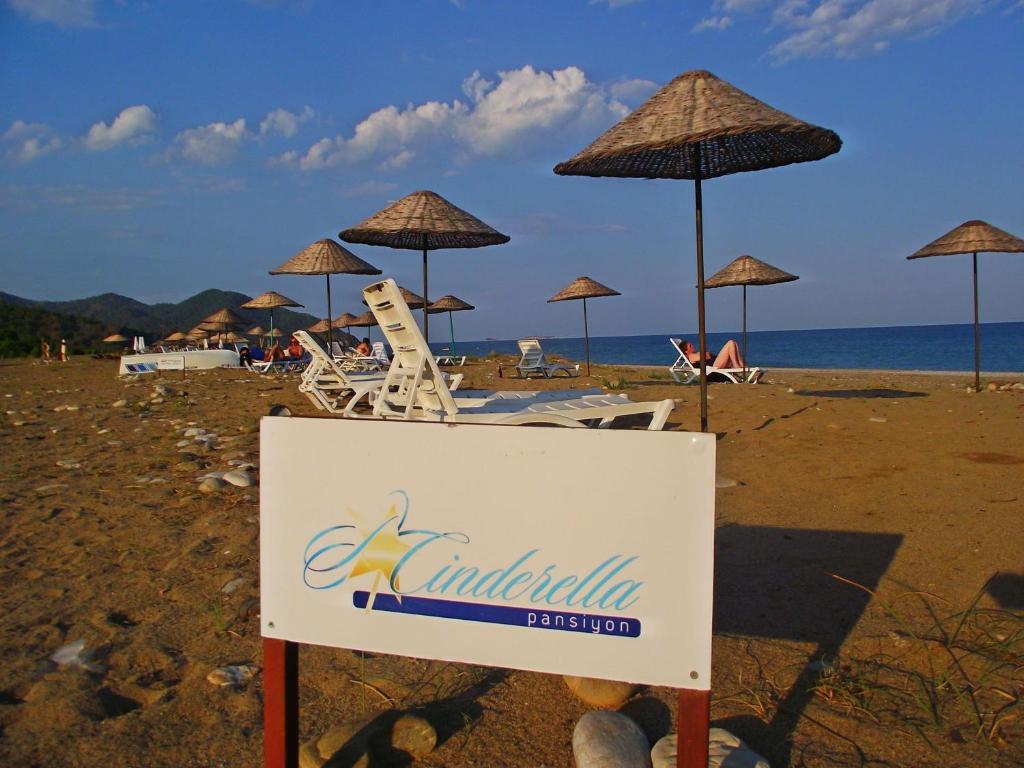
[794,388,928,399]
[713,524,903,766]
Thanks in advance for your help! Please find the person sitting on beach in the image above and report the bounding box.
[39,338,51,363]
[238,346,252,367]
[267,342,285,362]
[355,338,372,356]
[682,338,746,369]
[287,336,303,359]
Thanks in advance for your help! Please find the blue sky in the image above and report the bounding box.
[1,0,1022,340]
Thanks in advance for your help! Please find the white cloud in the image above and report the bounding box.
[7,0,97,27]
[83,105,157,151]
[693,14,735,30]
[608,78,659,102]
[769,0,989,60]
[259,106,315,138]
[174,119,248,164]
[287,65,633,171]
[2,121,62,163]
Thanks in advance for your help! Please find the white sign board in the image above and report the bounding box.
[260,417,716,690]
[156,355,185,371]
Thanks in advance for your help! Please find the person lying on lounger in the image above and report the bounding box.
[681,338,746,369]
[355,337,372,356]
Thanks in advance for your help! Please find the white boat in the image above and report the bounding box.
[119,348,240,376]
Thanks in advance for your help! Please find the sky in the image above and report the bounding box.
[1,0,1022,341]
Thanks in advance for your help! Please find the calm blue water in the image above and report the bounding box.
[428,322,1024,372]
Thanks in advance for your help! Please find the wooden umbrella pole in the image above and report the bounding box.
[693,150,709,433]
[449,311,456,358]
[972,252,980,391]
[742,285,748,379]
[422,235,430,343]
[326,274,334,352]
[583,297,591,377]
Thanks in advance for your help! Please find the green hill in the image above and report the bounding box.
[0,288,320,344]
[0,303,124,359]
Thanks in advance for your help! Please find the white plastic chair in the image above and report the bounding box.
[516,339,579,378]
[363,279,674,430]
[668,337,763,384]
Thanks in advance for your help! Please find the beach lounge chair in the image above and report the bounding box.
[294,331,463,415]
[515,339,579,378]
[363,279,674,430]
[668,337,763,384]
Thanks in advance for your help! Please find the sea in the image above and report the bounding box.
[429,321,1024,373]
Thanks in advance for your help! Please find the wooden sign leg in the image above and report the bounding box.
[263,638,299,768]
[677,688,710,768]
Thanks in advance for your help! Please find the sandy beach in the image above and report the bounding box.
[0,356,1021,767]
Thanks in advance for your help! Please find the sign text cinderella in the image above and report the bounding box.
[303,491,643,638]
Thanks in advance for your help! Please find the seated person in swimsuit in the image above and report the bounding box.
[286,336,303,359]
[266,342,285,362]
[355,338,372,356]
[681,338,745,369]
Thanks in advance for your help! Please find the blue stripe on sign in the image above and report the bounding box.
[352,591,640,638]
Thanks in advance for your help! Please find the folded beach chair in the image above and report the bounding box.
[294,331,463,415]
[668,337,763,384]
[363,280,674,430]
[515,339,579,378]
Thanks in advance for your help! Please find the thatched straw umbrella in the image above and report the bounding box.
[332,312,359,335]
[908,220,1024,391]
[307,319,330,333]
[102,333,128,344]
[187,326,208,340]
[163,331,189,345]
[199,307,246,332]
[554,70,840,433]
[267,327,284,339]
[705,255,798,377]
[247,326,266,342]
[270,239,381,352]
[241,291,303,340]
[427,295,475,359]
[547,277,620,376]
[339,190,509,342]
[348,310,379,343]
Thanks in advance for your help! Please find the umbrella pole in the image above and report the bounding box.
[326,274,334,353]
[269,309,274,348]
[972,252,980,391]
[449,311,456,358]
[422,237,430,344]
[583,297,591,377]
[693,156,709,433]
[742,285,748,380]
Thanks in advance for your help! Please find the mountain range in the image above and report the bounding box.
[0,289,321,358]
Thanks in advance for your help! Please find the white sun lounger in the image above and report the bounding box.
[363,279,674,430]
[668,337,763,384]
[516,339,579,378]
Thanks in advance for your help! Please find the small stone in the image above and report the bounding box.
[564,676,640,708]
[572,711,650,768]
[1011,382,1024,391]
[150,397,164,404]
[184,427,206,437]
[206,664,257,687]
[221,577,249,595]
[153,384,171,396]
[389,714,436,759]
[199,477,227,494]
[299,740,326,768]
[317,718,375,761]
[35,483,68,496]
[112,399,127,408]
[715,476,742,489]
[786,387,795,393]
[651,728,769,768]
[268,405,291,417]
[868,416,887,423]
[223,470,255,488]
[986,382,998,392]
[174,461,201,472]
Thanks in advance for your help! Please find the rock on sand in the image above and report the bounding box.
[564,675,639,708]
[573,710,650,768]
[651,729,769,768]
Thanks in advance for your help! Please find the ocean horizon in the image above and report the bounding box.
[428,321,1024,373]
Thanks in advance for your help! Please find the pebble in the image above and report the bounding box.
[986,382,998,392]
[206,664,258,687]
[715,476,742,488]
[868,416,887,423]
[564,676,640,708]
[35,483,68,495]
[112,399,128,408]
[221,577,249,595]
[176,439,191,447]
[184,427,206,437]
[199,477,227,493]
[573,711,650,768]
[223,470,255,488]
[390,713,437,759]
[56,459,82,469]
[651,729,769,768]
[153,384,171,396]
[150,397,165,404]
